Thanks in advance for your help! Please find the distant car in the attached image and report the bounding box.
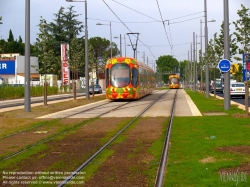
[89,84,102,94]
[229,82,245,98]
[210,83,223,93]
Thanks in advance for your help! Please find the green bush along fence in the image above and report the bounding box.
[0,84,69,100]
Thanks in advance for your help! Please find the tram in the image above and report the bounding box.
[168,74,180,89]
[105,57,155,100]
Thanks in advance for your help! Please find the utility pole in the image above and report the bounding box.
[224,0,230,110]
[25,0,31,112]
[193,32,196,92]
[204,0,210,98]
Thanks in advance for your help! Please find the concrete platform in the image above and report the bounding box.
[37,89,202,118]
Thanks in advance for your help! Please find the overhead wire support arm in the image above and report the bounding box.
[127,33,140,59]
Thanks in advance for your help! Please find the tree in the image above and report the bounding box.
[1,30,25,55]
[205,39,221,81]
[233,4,250,60]
[0,39,6,53]
[213,22,238,62]
[35,6,85,79]
[49,6,84,57]
[34,17,58,76]
[68,36,85,80]
[88,37,118,78]
[7,30,14,42]
[179,60,188,81]
[156,55,179,83]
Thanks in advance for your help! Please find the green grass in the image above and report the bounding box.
[0,144,48,171]
[164,90,250,187]
[186,90,246,115]
[100,118,133,144]
[72,149,114,186]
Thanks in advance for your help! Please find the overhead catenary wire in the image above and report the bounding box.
[102,0,157,60]
[89,14,204,25]
[89,18,160,24]
[155,0,173,55]
[168,11,204,21]
[101,0,205,60]
[169,16,204,25]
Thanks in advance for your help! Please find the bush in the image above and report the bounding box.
[0,84,59,100]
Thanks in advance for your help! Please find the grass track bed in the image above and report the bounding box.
[165,90,250,187]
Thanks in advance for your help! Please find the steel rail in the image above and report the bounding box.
[58,90,170,187]
[154,89,178,187]
[0,101,130,162]
[0,100,110,142]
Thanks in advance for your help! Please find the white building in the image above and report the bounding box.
[0,54,39,84]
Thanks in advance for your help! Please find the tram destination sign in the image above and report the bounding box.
[218,59,231,73]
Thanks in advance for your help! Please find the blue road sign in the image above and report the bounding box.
[218,59,231,72]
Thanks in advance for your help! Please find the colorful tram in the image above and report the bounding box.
[105,57,155,100]
[168,74,180,89]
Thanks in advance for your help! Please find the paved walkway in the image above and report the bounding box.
[37,89,202,118]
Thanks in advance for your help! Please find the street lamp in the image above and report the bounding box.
[204,0,217,98]
[200,19,216,56]
[25,0,31,112]
[199,19,215,92]
[96,22,112,58]
[66,0,89,99]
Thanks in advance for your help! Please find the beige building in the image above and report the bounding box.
[0,53,20,59]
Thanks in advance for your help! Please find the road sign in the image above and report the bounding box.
[218,59,231,72]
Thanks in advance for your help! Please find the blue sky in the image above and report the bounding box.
[0,0,249,65]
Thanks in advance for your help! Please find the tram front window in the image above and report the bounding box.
[111,64,130,87]
[170,78,178,84]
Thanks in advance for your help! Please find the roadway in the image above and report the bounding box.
[0,93,85,109]
[216,93,250,106]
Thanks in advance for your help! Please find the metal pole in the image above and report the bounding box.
[223,0,230,110]
[124,34,126,57]
[85,0,89,99]
[120,34,122,57]
[188,50,190,87]
[193,32,196,92]
[200,19,203,91]
[191,44,193,90]
[25,0,31,112]
[110,22,112,58]
[245,54,249,114]
[204,0,209,98]
[196,34,198,63]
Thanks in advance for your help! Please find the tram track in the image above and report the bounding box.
[155,89,178,187]
[0,91,164,161]
[0,100,111,142]
[0,100,131,162]
[0,89,175,187]
[57,90,171,187]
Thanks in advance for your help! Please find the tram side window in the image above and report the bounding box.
[132,68,138,87]
[106,69,109,88]
[144,70,147,86]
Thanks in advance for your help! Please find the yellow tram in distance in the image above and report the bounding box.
[105,57,155,100]
[168,74,180,89]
